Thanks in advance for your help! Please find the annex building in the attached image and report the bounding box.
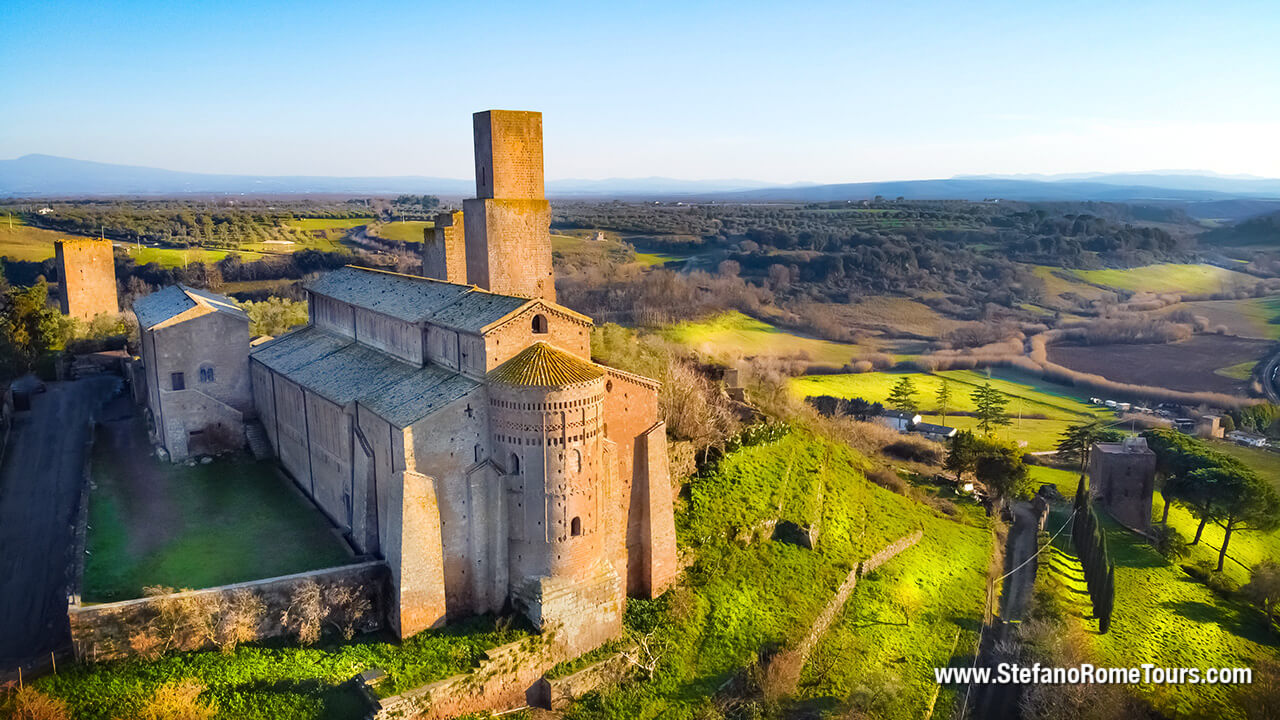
[231,110,678,651]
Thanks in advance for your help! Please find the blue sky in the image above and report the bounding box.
[2,0,1278,182]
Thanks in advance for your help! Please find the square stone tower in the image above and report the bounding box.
[1089,436,1157,531]
[463,110,555,302]
[422,210,467,283]
[55,238,118,320]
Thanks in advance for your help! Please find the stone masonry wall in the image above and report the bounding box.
[371,635,567,720]
[68,561,387,662]
[422,211,467,284]
[472,110,545,200]
[55,238,118,320]
[463,197,554,302]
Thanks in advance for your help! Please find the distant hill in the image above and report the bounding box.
[3,155,1280,204]
[0,155,798,198]
[0,154,475,197]
[1201,210,1280,246]
[692,177,1279,204]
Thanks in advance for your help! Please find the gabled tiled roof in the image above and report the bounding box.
[488,342,604,388]
[133,284,247,330]
[304,266,590,334]
[250,326,479,427]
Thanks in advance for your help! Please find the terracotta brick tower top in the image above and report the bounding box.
[464,110,555,302]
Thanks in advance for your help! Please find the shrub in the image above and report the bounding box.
[1,686,71,720]
[282,580,326,646]
[1183,560,1240,598]
[866,467,909,495]
[133,680,216,720]
[883,436,944,464]
[1148,524,1189,560]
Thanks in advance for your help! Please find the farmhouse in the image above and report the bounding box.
[1227,430,1268,448]
[912,421,957,441]
[878,409,922,433]
[133,110,679,655]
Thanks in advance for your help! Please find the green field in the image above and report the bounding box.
[790,368,1111,451]
[0,216,97,261]
[124,245,239,268]
[84,420,350,602]
[1215,360,1258,381]
[370,220,433,244]
[1030,265,1117,306]
[1044,507,1277,718]
[664,311,872,367]
[568,428,991,720]
[1071,263,1257,295]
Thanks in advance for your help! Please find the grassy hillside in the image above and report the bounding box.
[1044,507,1277,719]
[790,369,1111,451]
[566,428,991,719]
[0,215,97,261]
[1071,263,1257,295]
[663,311,872,367]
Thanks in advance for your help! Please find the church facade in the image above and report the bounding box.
[243,110,677,652]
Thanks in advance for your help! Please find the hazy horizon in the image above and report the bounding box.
[4,0,1279,184]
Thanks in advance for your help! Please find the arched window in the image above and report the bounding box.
[474,444,483,463]
[572,448,582,473]
[570,516,582,536]
[532,314,549,334]
[198,364,215,383]
[509,452,521,474]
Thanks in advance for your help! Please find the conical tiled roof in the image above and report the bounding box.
[488,342,605,387]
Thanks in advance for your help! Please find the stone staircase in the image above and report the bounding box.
[245,420,272,460]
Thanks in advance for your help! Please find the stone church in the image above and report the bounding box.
[178,110,678,653]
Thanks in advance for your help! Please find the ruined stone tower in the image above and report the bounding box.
[55,238,118,320]
[464,110,555,302]
[422,210,467,283]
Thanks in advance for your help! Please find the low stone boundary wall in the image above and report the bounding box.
[765,529,925,697]
[368,635,567,720]
[535,645,636,710]
[69,560,387,661]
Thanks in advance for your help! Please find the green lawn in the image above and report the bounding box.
[84,420,350,602]
[564,428,991,720]
[124,245,238,268]
[790,369,1111,451]
[370,221,433,243]
[663,310,871,367]
[1071,263,1257,295]
[1045,506,1277,718]
[34,616,531,720]
[285,218,371,232]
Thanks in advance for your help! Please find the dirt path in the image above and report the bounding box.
[0,377,119,668]
[968,500,1041,720]
[999,501,1040,624]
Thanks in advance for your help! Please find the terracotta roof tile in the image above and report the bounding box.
[487,342,604,388]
